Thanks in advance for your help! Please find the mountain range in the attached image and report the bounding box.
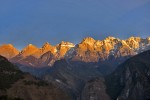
[0,43,150,100]
[0,36,150,75]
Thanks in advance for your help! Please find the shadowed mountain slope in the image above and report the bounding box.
[105,50,150,100]
[0,55,72,100]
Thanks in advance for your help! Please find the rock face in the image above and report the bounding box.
[105,50,150,100]
[56,41,75,57]
[64,37,150,74]
[23,48,150,100]
[0,55,72,100]
[19,44,39,57]
[10,41,75,67]
[10,44,42,67]
[80,78,110,100]
[1,40,150,100]
[44,59,102,99]
[45,50,150,100]
[66,36,150,63]
[0,44,19,59]
[32,42,57,58]
[0,36,149,74]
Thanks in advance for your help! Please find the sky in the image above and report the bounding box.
[0,0,150,49]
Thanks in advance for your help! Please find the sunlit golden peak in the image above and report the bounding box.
[127,36,141,40]
[29,44,33,46]
[59,41,75,47]
[2,44,13,47]
[105,36,116,40]
[146,37,150,40]
[81,37,96,44]
[42,42,51,48]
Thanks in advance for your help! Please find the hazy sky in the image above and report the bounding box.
[0,0,150,49]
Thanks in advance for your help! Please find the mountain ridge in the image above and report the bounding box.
[0,36,150,68]
[1,37,150,100]
[0,44,19,59]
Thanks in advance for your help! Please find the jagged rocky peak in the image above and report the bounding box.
[56,41,75,57]
[147,37,150,41]
[105,36,121,44]
[42,42,52,48]
[5,36,150,68]
[41,42,56,53]
[111,40,136,57]
[126,36,141,41]
[94,37,119,54]
[30,42,57,58]
[77,37,97,52]
[80,37,120,50]
[22,44,38,51]
[120,40,131,48]
[56,41,75,50]
[20,44,39,56]
[94,40,103,45]
[58,41,75,47]
[105,36,117,41]
[81,37,96,45]
[0,44,19,59]
[125,37,141,49]
[146,37,150,44]
[104,37,114,44]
